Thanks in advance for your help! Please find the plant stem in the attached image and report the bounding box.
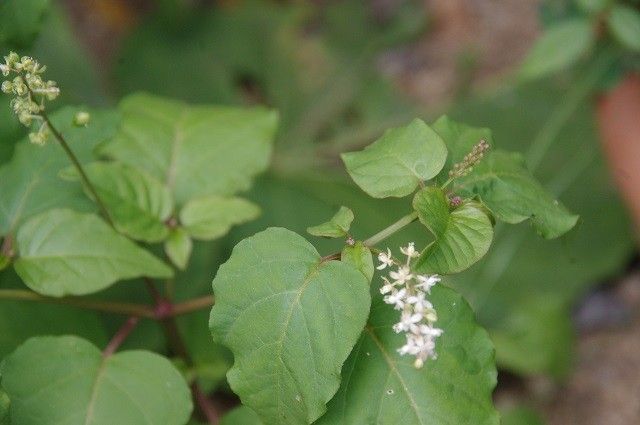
[172,295,215,316]
[103,316,140,357]
[525,49,616,172]
[0,289,156,317]
[40,111,114,226]
[363,211,419,247]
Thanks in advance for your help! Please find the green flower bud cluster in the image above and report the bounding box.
[1,52,60,145]
[448,139,490,179]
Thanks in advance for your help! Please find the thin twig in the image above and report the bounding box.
[0,289,156,318]
[103,316,140,357]
[192,384,220,424]
[171,295,215,317]
[39,111,114,226]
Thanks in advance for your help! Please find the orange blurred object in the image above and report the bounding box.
[597,74,640,235]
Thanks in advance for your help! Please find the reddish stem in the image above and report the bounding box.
[102,316,140,357]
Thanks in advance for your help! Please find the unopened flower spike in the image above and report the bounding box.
[1,52,60,145]
[448,139,490,179]
[378,242,443,368]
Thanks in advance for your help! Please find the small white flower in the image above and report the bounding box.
[377,248,395,270]
[416,274,440,293]
[379,277,396,295]
[389,266,413,285]
[400,242,419,258]
[406,292,433,313]
[0,64,9,77]
[393,311,423,333]
[419,325,443,337]
[383,288,407,310]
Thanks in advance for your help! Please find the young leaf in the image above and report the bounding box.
[99,93,278,206]
[307,206,354,238]
[431,115,494,183]
[413,187,493,274]
[180,196,260,240]
[316,285,499,425]
[455,151,579,238]
[209,227,370,424]
[0,335,192,425]
[62,162,173,243]
[341,242,374,282]
[0,107,119,238]
[220,406,263,425]
[607,5,640,52]
[165,227,192,270]
[341,118,447,198]
[14,209,172,297]
[519,18,595,80]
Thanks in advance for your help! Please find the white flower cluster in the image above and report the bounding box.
[378,243,443,368]
[1,52,60,145]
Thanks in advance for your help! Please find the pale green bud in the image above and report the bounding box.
[1,81,12,94]
[29,131,47,146]
[73,111,91,127]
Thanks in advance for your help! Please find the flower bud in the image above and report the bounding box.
[73,111,91,127]
[1,81,12,94]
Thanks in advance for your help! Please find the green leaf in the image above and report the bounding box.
[0,107,120,238]
[63,162,173,243]
[14,209,172,296]
[431,115,494,183]
[0,386,10,425]
[220,406,263,425]
[341,242,374,282]
[490,296,574,377]
[456,151,579,239]
[99,93,278,206]
[607,5,640,52]
[341,118,447,198]
[180,196,260,241]
[307,206,354,238]
[165,227,192,270]
[413,187,493,274]
[519,18,595,80]
[0,0,50,47]
[209,227,370,424]
[0,335,192,425]
[316,285,499,425]
[575,0,610,14]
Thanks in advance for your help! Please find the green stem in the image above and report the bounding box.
[172,295,215,316]
[0,289,155,318]
[40,111,114,226]
[525,49,616,172]
[363,211,419,247]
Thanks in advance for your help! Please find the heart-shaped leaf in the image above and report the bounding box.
[209,227,370,424]
[63,162,173,243]
[14,209,172,296]
[316,285,499,425]
[99,93,278,206]
[0,335,192,425]
[413,187,493,274]
[455,151,578,239]
[341,119,447,198]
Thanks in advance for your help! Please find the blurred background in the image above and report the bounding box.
[1,0,640,424]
